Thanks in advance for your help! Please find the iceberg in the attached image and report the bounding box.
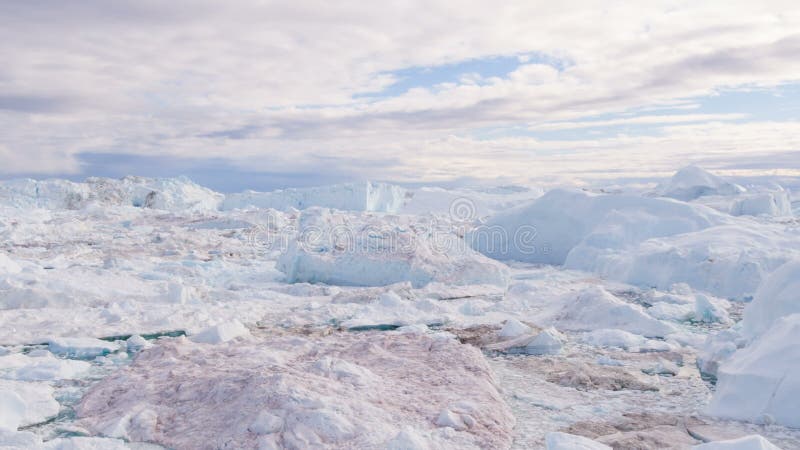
[221,181,407,213]
[543,287,676,338]
[708,314,800,427]
[741,260,800,338]
[654,166,746,201]
[469,188,723,265]
[0,176,223,212]
[277,208,509,288]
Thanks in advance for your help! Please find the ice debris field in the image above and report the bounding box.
[1,166,800,449]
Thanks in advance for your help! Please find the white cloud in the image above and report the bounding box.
[0,1,798,183]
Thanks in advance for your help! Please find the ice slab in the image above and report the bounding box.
[0,351,91,381]
[47,338,121,359]
[545,431,611,450]
[277,208,509,288]
[543,287,675,338]
[654,166,746,201]
[692,434,782,450]
[76,333,514,449]
[222,181,406,213]
[0,380,59,430]
[741,260,800,338]
[469,188,724,265]
[708,314,800,428]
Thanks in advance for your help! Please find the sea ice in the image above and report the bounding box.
[76,333,514,449]
[0,351,91,381]
[41,436,131,449]
[0,380,59,430]
[741,260,800,338]
[545,431,612,450]
[470,188,723,265]
[692,434,782,450]
[189,320,251,344]
[278,208,509,288]
[47,337,121,359]
[654,166,746,201]
[708,314,800,427]
[730,191,793,217]
[486,328,564,356]
[497,318,532,339]
[222,181,406,213]
[544,287,675,338]
[0,253,21,274]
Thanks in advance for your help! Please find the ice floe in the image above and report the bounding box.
[278,208,509,288]
[76,333,514,449]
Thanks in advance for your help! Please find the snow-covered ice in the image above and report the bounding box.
[692,435,782,450]
[277,208,509,288]
[708,314,800,428]
[545,432,611,450]
[76,332,514,449]
[1,171,800,449]
[222,181,407,213]
[654,166,746,201]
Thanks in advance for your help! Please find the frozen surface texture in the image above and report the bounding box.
[470,188,724,265]
[708,314,800,428]
[542,287,676,338]
[655,166,746,201]
[545,432,611,450]
[692,434,783,450]
[742,260,800,338]
[471,185,799,299]
[0,177,222,212]
[222,181,407,213]
[2,174,800,449]
[278,208,509,288]
[76,333,514,450]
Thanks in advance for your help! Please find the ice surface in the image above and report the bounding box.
[0,429,43,449]
[76,333,514,449]
[470,188,724,265]
[0,176,222,212]
[189,320,251,344]
[655,166,746,201]
[222,181,406,213]
[692,434,782,450]
[708,314,800,428]
[277,208,509,288]
[0,253,21,274]
[542,287,676,338]
[545,431,611,450]
[569,223,800,300]
[741,260,800,338]
[0,351,91,381]
[497,319,532,338]
[470,186,799,299]
[41,436,131,449]
[730,190,793,217]
[400,185,544,218]
[47,338,121,359]
[2,175,800,448]
[0,380,59,430]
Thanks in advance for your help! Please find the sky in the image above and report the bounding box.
[1,1,799,192]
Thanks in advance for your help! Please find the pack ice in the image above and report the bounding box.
[0,168,799,449]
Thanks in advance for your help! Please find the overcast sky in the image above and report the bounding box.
[1,1,799,191]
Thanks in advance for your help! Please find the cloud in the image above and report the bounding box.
[528,113,749,131]
[0,1,799,185]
